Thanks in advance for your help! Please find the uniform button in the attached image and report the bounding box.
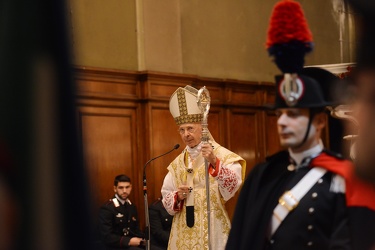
[308,207,315,214]
[311,192,318,199]
[287,165,295,171]
[165,218,168,221]
[318,178,323,184]
[270,239,275,244]
[307,241,313,247]
[307,225,314,231]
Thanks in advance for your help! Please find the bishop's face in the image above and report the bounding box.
[178,123,202,148]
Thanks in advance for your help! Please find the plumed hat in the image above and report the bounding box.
[266,0,313,74]
[169,86,203,125]
[274,73,332,109]
[267,0,336,109]
[300,67,340,104]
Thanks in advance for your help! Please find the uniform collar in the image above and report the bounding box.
[289,144,323,168]
[115,194,130,205]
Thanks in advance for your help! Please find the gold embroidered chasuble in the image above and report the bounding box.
[164,142,245,250]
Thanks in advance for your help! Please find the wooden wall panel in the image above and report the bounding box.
[147,82,187,99]
[75,67,140,100]
[141,71,195,100]
[77,79,138,99]
[227,109,261,173]
[226,86,259,106]
[147,105,181,203]
[263,111,283,157]
[224,108,261,219]
[206,108,224,144]
[78,106,139,218]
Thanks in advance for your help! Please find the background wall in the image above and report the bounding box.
[69,0,355,82]
[69,0,139,70]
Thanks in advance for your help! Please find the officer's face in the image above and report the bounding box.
[276,108,324,152]
[178,123,202,148]
[114,181,132,200]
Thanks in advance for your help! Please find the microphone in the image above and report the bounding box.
[142,144,180,249]
[143,144,180,180]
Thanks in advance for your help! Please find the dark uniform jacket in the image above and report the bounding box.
[148,199,173,249]
[226,150,353,250]
[98,196,144,249]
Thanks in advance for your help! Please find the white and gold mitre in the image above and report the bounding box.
[169,86,203,125]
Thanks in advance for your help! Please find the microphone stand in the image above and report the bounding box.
[142,144,180,250]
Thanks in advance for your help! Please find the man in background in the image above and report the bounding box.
[98,174,145,249]
[149,197,173,250]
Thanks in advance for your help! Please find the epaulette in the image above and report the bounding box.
[112,198,120,207]
[151,197,162,206]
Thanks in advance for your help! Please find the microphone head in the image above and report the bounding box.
[174,144,180,150]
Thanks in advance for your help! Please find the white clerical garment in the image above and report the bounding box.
[161,141,245,250]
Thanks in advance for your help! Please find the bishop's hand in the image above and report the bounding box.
[201,143,217,166]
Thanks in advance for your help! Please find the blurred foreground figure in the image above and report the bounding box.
[0,0,93,249]
[345,0,375,183]
[351,70,375,182]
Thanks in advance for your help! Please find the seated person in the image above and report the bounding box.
[149,197,173,249]
[98,174,145,249]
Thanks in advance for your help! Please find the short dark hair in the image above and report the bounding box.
[114,174,131,186]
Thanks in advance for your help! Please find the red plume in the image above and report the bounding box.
[266,0,313,48]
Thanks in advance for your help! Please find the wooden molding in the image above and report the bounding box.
[74,65,275,106]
